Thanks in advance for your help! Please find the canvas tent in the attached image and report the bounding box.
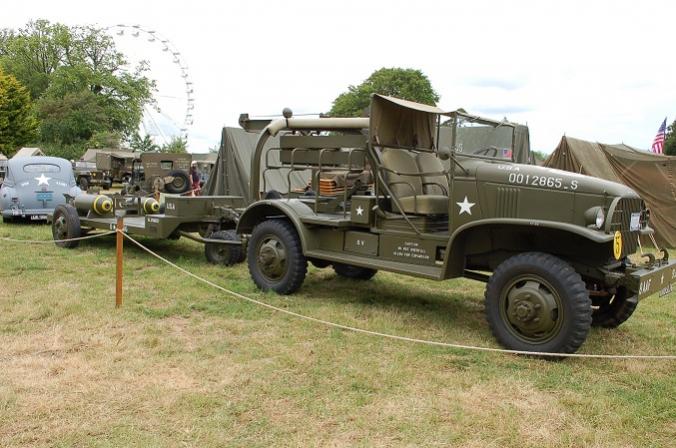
[545,136,676,247]
[204,127,310,204]
[12,147,44,158]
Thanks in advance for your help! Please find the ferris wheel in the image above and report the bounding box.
[106,24,195,145]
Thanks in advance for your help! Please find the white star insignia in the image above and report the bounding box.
[35,173,51,186]
[456,196,475,215]
[355,206,364,216]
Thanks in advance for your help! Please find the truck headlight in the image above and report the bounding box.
[585,206,605,229]
[595,208,605,229]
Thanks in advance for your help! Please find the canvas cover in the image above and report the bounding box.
[545,136,676,247]
[204,127,310,204]
[81,149,101,162]
[370,94,445,150]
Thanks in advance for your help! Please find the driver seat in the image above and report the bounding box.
[381,148,448,215]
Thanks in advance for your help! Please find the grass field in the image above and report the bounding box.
[0,221,674,447]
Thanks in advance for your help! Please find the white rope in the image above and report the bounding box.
[0,230,116,244]
[122,232,676,360]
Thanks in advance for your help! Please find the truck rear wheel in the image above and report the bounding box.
[333,263,377,280]
[591,286,637,328]
[205,230,244,266]
[485,252,592,354]
[52,204,81,249]
[247,219,307,294]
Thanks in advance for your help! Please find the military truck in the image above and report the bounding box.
[125,152,192,195]
[94,151,136,188]
[235,95,675,354]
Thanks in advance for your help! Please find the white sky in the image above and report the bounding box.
[3,0,675,153]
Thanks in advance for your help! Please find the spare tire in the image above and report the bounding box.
[165,170,190,194]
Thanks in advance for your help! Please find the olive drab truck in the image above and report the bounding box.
[235,94,676,355]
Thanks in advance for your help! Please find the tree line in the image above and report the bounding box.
[0,20,186,159]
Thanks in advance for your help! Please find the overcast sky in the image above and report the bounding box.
[3,0,675,153]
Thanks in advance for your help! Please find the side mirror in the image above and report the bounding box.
[438,146,451,161]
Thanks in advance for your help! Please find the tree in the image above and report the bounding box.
[161,136,187,154]
[0,20,154,148]
[0,70,38,156]
[329,67,440,117]
[664,119,676,156]
[130,132,159,152]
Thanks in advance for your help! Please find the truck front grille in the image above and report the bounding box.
[608,197,644,257]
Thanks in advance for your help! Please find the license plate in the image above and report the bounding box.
[629,212,641,231]
[30,214,47,220]
[659,283,673,297]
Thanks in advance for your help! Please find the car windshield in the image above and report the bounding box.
[22,163,61,173]
[443,115,515,161]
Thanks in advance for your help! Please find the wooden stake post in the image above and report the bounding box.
[115,210,126,308]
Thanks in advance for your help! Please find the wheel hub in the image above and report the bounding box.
[506,280,558,337]
[257,238,286,279]
[54,216,67,238]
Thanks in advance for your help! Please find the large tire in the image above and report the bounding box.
[205,230,245,266]
[52,204,81,249]
[78,176,89,191]
[165,170,190,194]
[485,252,592,354]
[247,219,307,294]
[591,286,637,328]
[333,262,377,280]
[102,177,113,190]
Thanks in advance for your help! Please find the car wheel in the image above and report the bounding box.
[485,252,592,354]
[52,204,82,249]
[205,230,245,266]
[591,286,637,328]
[333,262,377,280]
[247,219,307,294]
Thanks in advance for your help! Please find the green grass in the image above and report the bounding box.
[0,221,674,447]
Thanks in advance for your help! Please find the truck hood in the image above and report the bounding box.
[463,158,638,198]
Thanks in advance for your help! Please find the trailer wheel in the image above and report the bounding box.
[333,263,377,280]
[485,252,592,354]
[205,230,244,266]
[165,170,190,194]
[52,204,82,249]
[591,286,637,328]
[248,219,307,294]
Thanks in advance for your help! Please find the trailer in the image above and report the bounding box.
[50,193,246,265]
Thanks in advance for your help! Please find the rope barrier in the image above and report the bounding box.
[0,230,116,244]
[122,232,676,361]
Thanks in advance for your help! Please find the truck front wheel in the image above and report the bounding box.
[247,220,307,294]
[591,286,637,328]
[485,252,592,354]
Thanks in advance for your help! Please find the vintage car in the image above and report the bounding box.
[0,156,81,222]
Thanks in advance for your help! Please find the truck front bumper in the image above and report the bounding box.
[624,257,676,301]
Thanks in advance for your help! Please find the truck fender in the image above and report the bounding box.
[442,218,614,278]
[236,199,315,251]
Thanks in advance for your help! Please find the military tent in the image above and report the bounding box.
[545,136,676,247]
[12,147,44,158]
[204,127,310,204]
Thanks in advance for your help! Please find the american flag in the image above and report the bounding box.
[651,118,667,154]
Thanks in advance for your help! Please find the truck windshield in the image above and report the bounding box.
[442,115,515,161]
